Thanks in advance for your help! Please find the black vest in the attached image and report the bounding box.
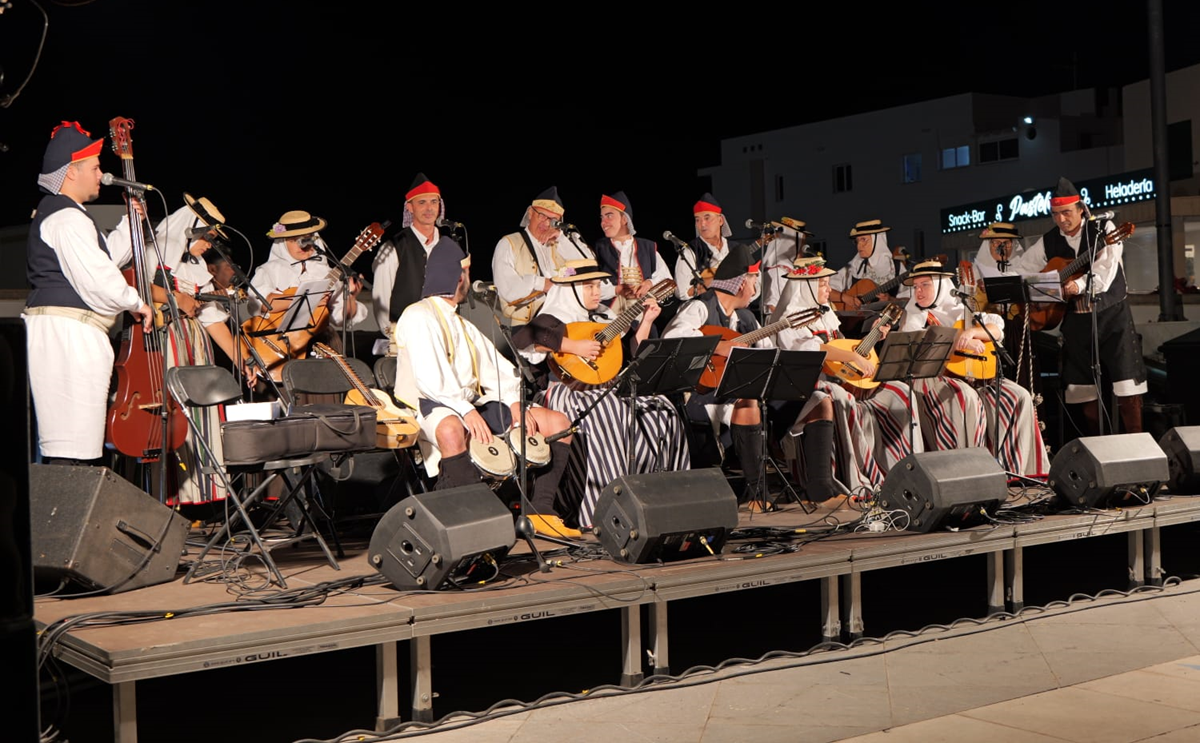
[696,290,759,336]
[26,194,109,310]
[594,236,658,281]
[386,229,436,323]
[1041,220,1127,313]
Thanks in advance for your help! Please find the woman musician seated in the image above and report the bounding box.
[898,260,1048,477]
[514,258,690,531]
[772,256,921,505]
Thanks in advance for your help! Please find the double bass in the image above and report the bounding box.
[105,117,187,460]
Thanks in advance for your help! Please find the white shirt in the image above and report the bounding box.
[1010,219,1122,295]
[42,207,142,315]
[491,230,581,306]
[395,297,522,418]
[673,237,728,301]
[249,238,369,329]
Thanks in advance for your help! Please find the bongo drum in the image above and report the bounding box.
[468,435,516,480]
[506,424,551,469]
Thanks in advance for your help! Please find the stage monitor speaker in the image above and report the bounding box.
[1158,426,1200,494]
[1049,432,1168,509]
[368,485,515,590]
[592,468,739,564]
[877,449,1008,533]
[30,464,189,593]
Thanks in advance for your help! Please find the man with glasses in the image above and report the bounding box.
[492,186,593,325]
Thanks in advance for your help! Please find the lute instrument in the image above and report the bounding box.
[821,303,903,390]
[942,262,998,381]
[311,342,418,449]
[547,279,676,389]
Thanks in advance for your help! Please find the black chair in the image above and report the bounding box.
[166,365,371,587]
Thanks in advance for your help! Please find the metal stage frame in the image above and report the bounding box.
[33,496,1200,743]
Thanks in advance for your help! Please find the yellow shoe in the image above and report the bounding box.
[527,514,582,538]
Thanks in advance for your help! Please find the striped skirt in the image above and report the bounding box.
[542,383,690,529]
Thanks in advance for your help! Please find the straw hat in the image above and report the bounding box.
[848,219,890,238]
[785,255,835,280]
[183,192,229,240]
[267,210,327,239]
[552,258,612,284]
[902,259,956,286]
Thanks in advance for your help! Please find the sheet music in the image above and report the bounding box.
[277,278,333,331]
[1024,270,1065,303]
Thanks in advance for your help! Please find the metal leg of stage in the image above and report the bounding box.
[113,680,136,743]
[1006,546,1025,613]
[376,641,401,731]
[840,573,863,642]
[1128,530,1146,590]
[1146,525,1164,587]
[821,575,841,643]
[649,602,670,677]
[410,635,433,723]
[987,552,1005,615]
[621,605,644,687]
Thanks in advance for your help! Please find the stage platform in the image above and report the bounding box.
[32,486,1200,743]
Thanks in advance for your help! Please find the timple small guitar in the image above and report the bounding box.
[311,342,418,449]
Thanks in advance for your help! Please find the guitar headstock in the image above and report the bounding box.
[957,260,977,289]
[108,117,135,160]
[1104,222,1135,245]
[651,279,677,303]
[879,303,903,328]
[358,223,384,254]
[787,307,825,329]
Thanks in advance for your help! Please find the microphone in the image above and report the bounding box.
[745,219,781,234]
[100,172,155,191]
[1086,209,1116,222]
[470,280,496,298]
[949,287,974,300]
[663,231,690,249]
[551,219,579,234]
[437,217,464,230]
[545,425,579,444]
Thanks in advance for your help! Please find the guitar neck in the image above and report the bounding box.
[734,314,807,346]
[854,324,885,357]
[861,274,901,303]
[317,345,380,406]
[597,296,648,344]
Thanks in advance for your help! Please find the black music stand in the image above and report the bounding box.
[982,275,1026,307]
[623,336,720,474]
[715,347,825,511]
[875,326,958,453]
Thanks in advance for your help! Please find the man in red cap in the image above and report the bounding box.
[371,172,455,351]
[1010,177,1147,435]
[23,122,153,465]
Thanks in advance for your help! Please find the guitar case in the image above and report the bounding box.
[222,404,377,465]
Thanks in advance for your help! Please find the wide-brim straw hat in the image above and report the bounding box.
[267,210,327,239]
[849,219,890,238]
[785,255,835,279]
[552,258,612,284]
[902,259,956,286]
[772,216,814,237]
[980,222,1021,240]
[183,192,229,240]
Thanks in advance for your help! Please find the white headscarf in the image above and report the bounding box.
[537,281,614,325]
[845,230,897,281]
[972,237,1025,278]
[900,273,965,330]
[773,276,841,338]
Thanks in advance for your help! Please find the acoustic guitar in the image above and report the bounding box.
[1025,222,1135,332]
[821,303,903,390]
[694,307,825,393]
[547,279,676,389]
[311,342,418,449]
[242,223,384,375]
[831,251,946,311]
[942,263,998,381]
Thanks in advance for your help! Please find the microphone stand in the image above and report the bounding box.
[1083,217,1106,435]
[563,229,594,260]
[669,235,707,298]
[486,302,573,568]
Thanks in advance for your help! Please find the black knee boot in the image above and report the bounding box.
[530,441,572,517]
[730,423,764,503]
[801,419,841,503]
[435,451,480,491]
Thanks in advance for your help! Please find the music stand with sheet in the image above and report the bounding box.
[875,325,958,453]
[622,335,719,474]
[275,278,333,335]
[715,347,826,511]
[982,275,1026,306]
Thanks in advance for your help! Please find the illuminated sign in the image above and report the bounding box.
[940,169,1155,233]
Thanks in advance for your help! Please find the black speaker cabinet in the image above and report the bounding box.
[1160,426,1200,494]
[877,449,1008,533]
[592,468,739,564]
[30,465,189,593]
[368,485,515,590]
[1049,433,1168,509]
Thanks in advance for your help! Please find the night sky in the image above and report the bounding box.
[4,1,1200,280]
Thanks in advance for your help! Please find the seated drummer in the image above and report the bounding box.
[394,237,579,538]
[662,242,771,512]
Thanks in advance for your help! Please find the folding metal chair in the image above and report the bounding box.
[166,365,363,587]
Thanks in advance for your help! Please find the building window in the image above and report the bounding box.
[979,137,1019,163]
[775,175,784,202]
[941,145,970,169]
[902,153,922,183]
[834,164,853,193]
